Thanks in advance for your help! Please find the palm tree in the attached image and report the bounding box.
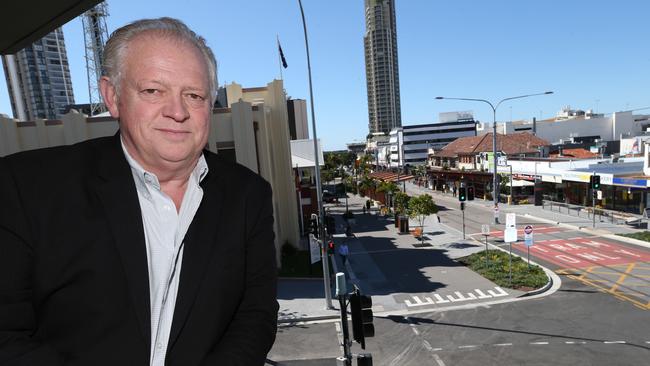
[358,175,376,198]
[376,180,399,207]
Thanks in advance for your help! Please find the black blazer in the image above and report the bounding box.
[0,135,278,365]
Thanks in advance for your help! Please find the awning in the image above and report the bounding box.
[511,179,535,187]
[1,0,101,54]
[368,171,415,183]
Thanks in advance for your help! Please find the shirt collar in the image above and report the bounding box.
[120,137,209,194]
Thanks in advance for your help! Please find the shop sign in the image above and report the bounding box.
[542,175,562,183]
[613,177,647,188]
[561,171,591,183]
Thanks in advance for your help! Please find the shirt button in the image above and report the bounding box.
[157,343,163,349]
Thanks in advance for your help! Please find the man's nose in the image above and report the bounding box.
[162,94,190,122]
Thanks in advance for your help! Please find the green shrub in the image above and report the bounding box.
[458,250,548,289]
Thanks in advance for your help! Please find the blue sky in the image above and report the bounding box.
[1,0,649,150]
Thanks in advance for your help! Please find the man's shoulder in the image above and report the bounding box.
[2,136,116,174]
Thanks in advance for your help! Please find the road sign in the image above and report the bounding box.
[504,227,517,243]
[524,233,534,247]
[506,213,516,229]
[524,225,533,246]
[597,190,602,200]
[481,224,490,235]
[524,225,533,235]
[309,234,321,264]
[493,206,499,217]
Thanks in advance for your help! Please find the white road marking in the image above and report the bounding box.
[568,237,582,240]
[604,341,626,344]
[458,345,478,349]
[493,343,513,347]
[432,348,443,351]
[565,341,586,344]
[433,353,446,366]
[405,295,435,307]
[433,294,451,303]
[405,287,509,307]
[422,340,432,351]
[530,342,549,345]
[474,289,492,299]
[487,287,509,297]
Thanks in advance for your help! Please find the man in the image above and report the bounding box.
[0,18,278,365]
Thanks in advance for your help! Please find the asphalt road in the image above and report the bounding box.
[267,188,650,365]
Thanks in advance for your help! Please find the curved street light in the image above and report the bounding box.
[435,91,553,224]
[298,0,333,309]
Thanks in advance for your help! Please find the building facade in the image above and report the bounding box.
[2,28,75,121]
[364,0,401,135]
[380,112,478,168]
[479,107,650,146]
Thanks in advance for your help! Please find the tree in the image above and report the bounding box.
[393,191,411,216]
[408,194,438,246]
[358,175,376,197]
[376,181,399,208]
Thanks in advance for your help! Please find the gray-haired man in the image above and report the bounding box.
[0,18,278,366]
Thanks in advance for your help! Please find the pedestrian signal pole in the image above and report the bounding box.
[459,184,466,239]
[335,273,351,366]
[590,172,600,228]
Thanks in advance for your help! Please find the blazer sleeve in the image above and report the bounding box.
[0,158,64,365]
[201,178,279,366]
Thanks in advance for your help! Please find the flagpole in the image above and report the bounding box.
[277,35,284,81]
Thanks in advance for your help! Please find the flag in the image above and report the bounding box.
[278,42,288,68]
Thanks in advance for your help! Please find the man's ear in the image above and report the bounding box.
[99,76,120,118]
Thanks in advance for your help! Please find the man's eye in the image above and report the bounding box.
[188,93,205,101]
[142,89,158,94]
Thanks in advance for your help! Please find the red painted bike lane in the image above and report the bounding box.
[513,237,650,268]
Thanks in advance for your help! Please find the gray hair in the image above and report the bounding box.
[102,17,217,103]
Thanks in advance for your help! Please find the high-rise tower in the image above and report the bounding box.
[2,28,75,120]
[364,0,401,135]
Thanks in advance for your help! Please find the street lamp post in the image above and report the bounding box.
[298,0,333,309]
[435,92,553,224]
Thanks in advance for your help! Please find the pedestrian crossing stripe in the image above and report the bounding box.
[404,287,509,307]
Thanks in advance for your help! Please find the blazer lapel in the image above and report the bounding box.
[168,166,224,348]
[93,135,151,347]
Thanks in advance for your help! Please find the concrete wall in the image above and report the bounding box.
[0,79,300,266]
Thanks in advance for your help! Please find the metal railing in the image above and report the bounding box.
[542,199,644,226]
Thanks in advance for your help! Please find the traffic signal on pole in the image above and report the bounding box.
[459,186,466,202]
[350,287,374,349]
[325,215,336,236]
[590,175,600,189]
[310,215,319,238]
[467,186,475,201]
[327,240,335,255]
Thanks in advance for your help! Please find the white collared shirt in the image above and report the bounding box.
[121,139,208,366]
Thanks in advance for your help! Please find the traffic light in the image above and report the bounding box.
[309,214,319,238]
[458,186,466,202]
[350,287,374,349]
[325,215,336,236]
[327,240,335,255]
[590,175,600,189]
[467,186,475,201]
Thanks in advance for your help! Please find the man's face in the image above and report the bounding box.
[106,33,211,174]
